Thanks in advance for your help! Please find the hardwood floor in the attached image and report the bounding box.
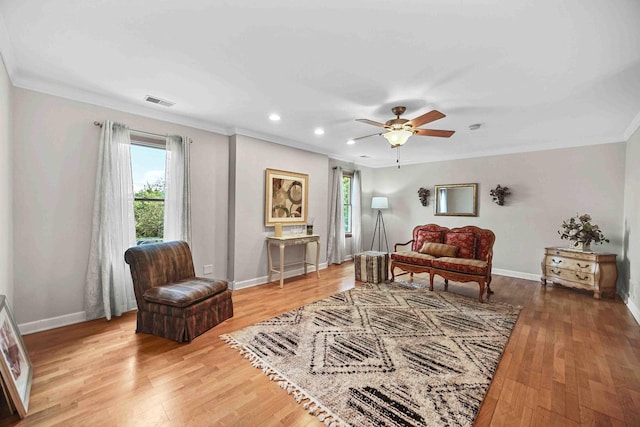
[2,263,639,426]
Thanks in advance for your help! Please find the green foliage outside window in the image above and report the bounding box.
[134,180,165,242]
[343,175,352,233]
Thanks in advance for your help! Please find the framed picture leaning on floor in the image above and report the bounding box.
[0,295,32,418]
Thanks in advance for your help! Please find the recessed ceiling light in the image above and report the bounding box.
[469,123,482,130]
[346,139,355,145]
[269,113,281,121]
[314,128,325,135]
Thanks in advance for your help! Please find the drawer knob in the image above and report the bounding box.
[551,269,562,274]
[551,258,563,265]
[577,263,590,269]
[575,274,588,280]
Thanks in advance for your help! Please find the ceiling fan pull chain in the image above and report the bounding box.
[397,147,401,168]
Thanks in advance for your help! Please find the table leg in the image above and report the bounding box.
[267,241,273,283]
[279,243,285,288]
[315,240,320,278]
[303,243,308,275]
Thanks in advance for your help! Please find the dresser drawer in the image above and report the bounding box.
[545,266,594,287]
[545,257,596,273]
[542,247,618,299]
[546,248,596,261]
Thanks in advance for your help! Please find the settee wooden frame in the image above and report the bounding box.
[390,224,495,302]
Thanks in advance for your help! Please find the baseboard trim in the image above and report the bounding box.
[626,297,640,326]
[492,268,540,282]
[19,311,87,335]
[15,265,542,334]
[233,263,329,291]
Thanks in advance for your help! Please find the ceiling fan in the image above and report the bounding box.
[353,106,455,147]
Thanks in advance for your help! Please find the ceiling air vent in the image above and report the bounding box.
[144,95,175,107]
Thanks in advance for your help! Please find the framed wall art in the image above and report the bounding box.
[265,168,308,226]
[0,296,32,418]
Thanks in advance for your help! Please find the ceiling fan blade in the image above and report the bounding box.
[414,128,455,138]
[356,118,388,128]
[407,110,446,128]
[351,132,383,141]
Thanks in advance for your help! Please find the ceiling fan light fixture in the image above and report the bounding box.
[383,129,413,147]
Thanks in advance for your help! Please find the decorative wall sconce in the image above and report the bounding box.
[490,184,511,206]
[418,187,430,206]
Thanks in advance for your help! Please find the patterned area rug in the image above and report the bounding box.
[221,282,521,426]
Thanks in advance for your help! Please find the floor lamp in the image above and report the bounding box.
[370,196,389,252]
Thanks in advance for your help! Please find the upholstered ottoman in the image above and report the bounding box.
[354,251,389,283]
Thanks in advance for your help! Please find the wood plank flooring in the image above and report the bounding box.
[2,263,639,426]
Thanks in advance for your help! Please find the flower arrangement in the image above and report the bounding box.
[489,184,511,206]
[558,213,609,248]
[417,187,430,206]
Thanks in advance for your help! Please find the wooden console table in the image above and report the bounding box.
[267,234,320,288]
[541,247,618,299]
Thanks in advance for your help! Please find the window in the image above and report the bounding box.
[130,137,166,245]
[343,174,353,235]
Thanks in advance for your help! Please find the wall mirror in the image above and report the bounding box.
[434,183,478,216]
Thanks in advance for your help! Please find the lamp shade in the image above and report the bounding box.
[371,196,389,209]
[383,129,413,147]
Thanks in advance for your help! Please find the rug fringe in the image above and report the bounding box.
[219,334,350,427]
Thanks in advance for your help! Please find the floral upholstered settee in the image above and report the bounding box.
[390,224,496,302]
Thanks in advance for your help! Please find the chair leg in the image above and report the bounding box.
[444,278,449,290]
[429,271,435,291]
[390,264,395,282]
[487,274,494,294]
[478,281,485,303]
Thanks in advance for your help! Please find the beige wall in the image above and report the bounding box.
[366,143,626,280]
[229,135,329,288]
[0,53,12,304]
[5,78,638,328]
[623,126,640,315]
[12,88,229,324]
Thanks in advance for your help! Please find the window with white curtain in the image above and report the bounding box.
[130,135,166,245]
[343,173,353,236]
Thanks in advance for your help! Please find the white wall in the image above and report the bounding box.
[0,53,12,304]
[364,143,626,281]
[229,135,328,288]
[12,88,229,324]
[623,126,640,320]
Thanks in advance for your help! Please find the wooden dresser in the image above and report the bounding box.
[541,247,618,299]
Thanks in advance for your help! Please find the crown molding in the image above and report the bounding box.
[358,135,626,169]
[624,111,640,141]
[0,12,17,79]
[12,72,232,137]
[232,127,335,158]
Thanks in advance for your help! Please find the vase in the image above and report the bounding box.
[572,241,591,251]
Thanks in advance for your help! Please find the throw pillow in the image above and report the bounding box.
[444,232,476,259]
[414,230,443,251]
[419,242,460,258]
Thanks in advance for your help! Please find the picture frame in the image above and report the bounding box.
[0,296,32,418]
[265,168,308,226]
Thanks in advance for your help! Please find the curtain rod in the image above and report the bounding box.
[93,121,192,143]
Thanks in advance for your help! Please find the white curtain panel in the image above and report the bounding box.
[351,170,363,254]
[84,121,137,320]
[164,135,192,244]
[327,166,346,264]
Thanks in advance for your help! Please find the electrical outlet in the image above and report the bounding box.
[203,264,213,275]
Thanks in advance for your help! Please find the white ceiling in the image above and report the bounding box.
[1,0,639,167]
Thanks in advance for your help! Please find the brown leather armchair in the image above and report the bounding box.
[124,241,233,342]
